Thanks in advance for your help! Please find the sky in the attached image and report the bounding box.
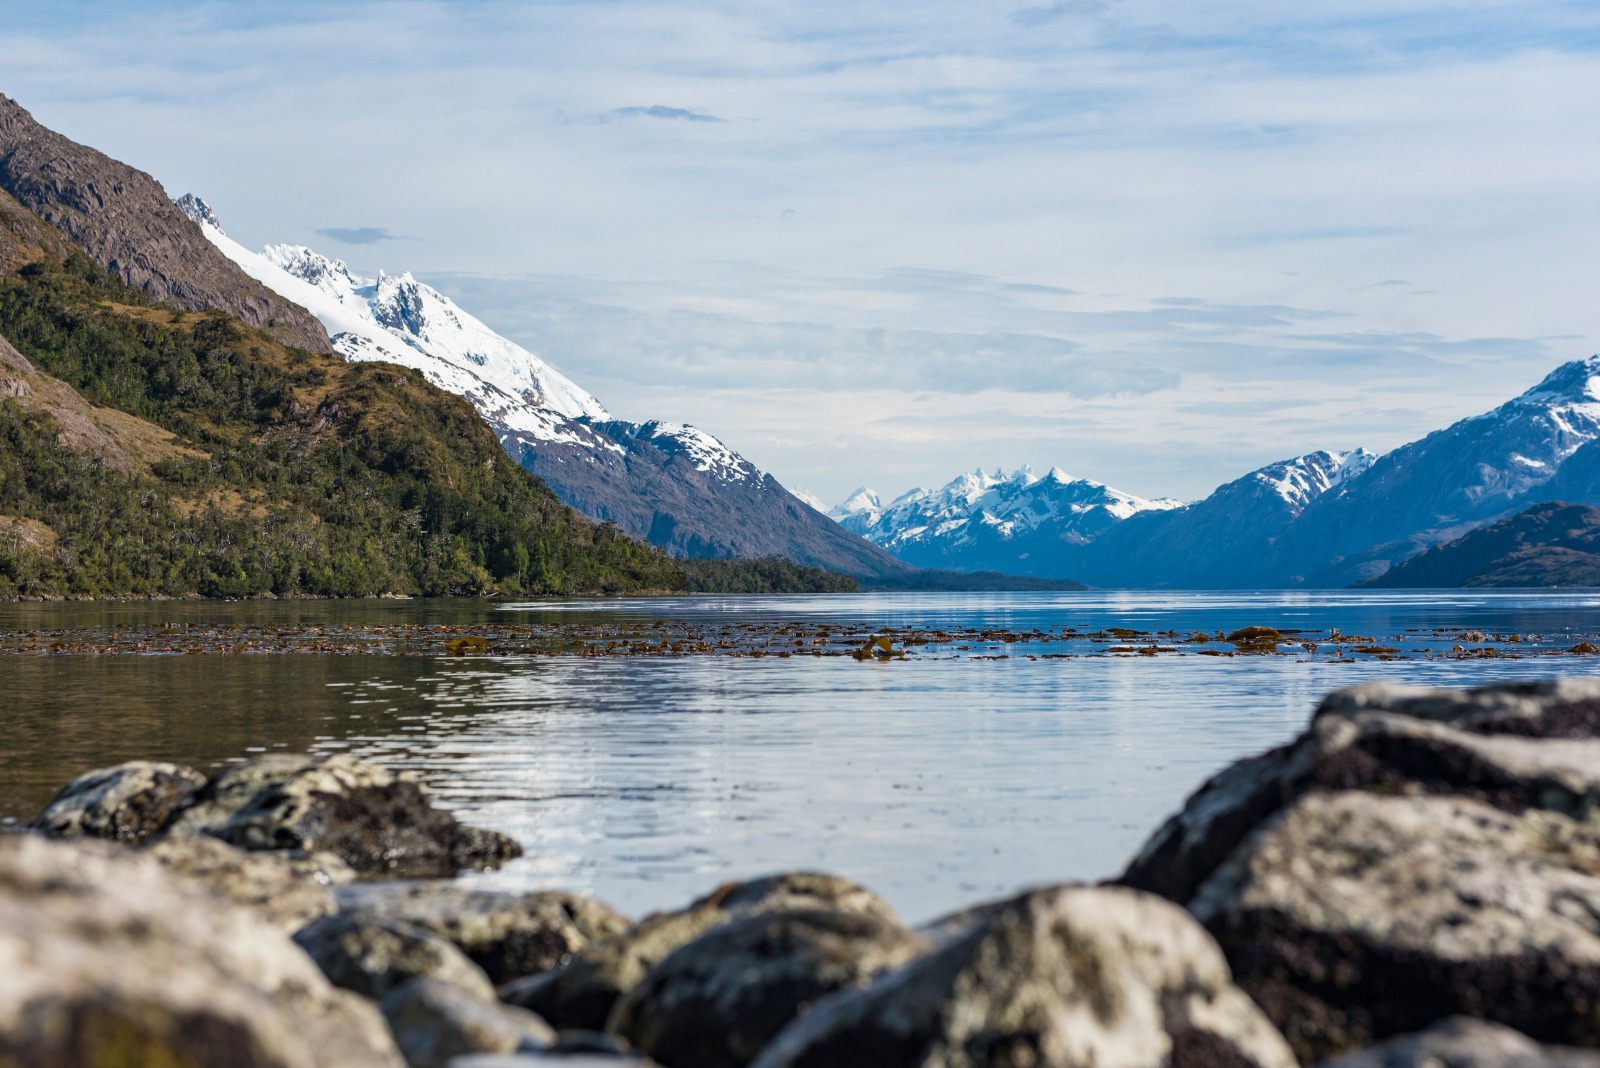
[5,1,1600,505]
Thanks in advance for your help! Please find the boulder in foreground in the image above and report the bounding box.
[748,884,1294,1068]
[380,977,555,1068]
[1121,679,1600,1060]
[1317,1017,1600,1068]
[0,833,402,1068]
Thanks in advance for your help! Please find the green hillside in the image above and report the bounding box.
[0,247,687,598]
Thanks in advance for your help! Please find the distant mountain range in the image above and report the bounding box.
[829,360,1600,587]
[175,197,908,579]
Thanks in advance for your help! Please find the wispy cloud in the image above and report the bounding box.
[315,227,415,245]
[605,105,726,123]
[1011,1,1110,28]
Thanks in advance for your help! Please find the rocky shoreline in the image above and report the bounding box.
[8,680,1600,1066]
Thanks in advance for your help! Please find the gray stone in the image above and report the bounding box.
[28,759,207,843]
[173,753,522,876]
[1122,680,1600,904]
[294,913,497,1001]
[381,978,555,1068]
[748,884,1294,1068]
[1190,790,1600,1061]
[610,908,930,1068]
[449,1054,656,1067]
[500,872,897,1033]
[1317,1017,1600,1068]
[0,833,402,1067]
[142,833,352,930]
[336,881,629,984]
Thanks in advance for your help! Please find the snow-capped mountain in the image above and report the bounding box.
[832,357,1600,587]
[832,465,1182,573]
[1276,356,1600,585]
[177,195,906,576]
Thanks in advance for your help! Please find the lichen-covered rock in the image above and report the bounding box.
[1190,791,1600,1060]
[28,759,207,842]
[142,833,351,930]
[1122,680,1600,903]
[448,1052,658,1067]
[294,913,498,1001]
[1120,680,1600,1060]
[172,753,521,876]
[748,884,1294,1068]
[381,978,555,1068]
[336,882,629,984]
[1317,1017,1600,1068]
[611,908,930,1068]
[0,833,402,1067]
[500,872,897,1032]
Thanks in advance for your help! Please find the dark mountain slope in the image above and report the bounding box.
[1359,501,1600,588]
[0,95,331,353]
[510,424,913,578]
[1273,359,1600,586]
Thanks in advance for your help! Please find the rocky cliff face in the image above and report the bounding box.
[0,96,330,353]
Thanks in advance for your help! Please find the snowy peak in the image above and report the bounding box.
[174,193,225,234]
[835,464,1181,551]
[1515,355,1600,408]
[1251,448,1377,512]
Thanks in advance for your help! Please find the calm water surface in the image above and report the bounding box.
[6,589,1600,922]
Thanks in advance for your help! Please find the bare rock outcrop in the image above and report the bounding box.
[28,758,207,842]
[336,882,630,985]
[0,93,331,352]
[747,884,1295,1068]
[1120,680,1600,1061]
[500,872,898,1032]
[610,908,930,1068]
[0,833,402,1067]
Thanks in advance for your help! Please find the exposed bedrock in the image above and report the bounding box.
[0,833,403,1068]
[747,884,1295,1068]
[335,881,630,985]
[500,872,899,1032]
[1120,679,1600,1061]
[609,908,930,1068]
[28,751,521,876]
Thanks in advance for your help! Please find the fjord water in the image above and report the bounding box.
[6,590,1600,923]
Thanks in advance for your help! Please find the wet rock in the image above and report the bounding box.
[1121,680,1600,903]
[142,833,351,930]
[1191,790,1600,1060]
[1317,1017,1600,1068]
[174,753,522,876]
[611,908,930,1068]
[501,872,897,1032]
[748,884,1294,1068]
[294,913,498,1001]
[0,833,402,1067]
[28,759,206,842]
[337,882,629,984]
[381,978,555,1068]
[1227,626,1284,648]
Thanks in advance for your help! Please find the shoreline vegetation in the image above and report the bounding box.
[8,678,1600,1066]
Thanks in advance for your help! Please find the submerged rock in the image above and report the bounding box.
[610,908,929,1068]
[501,872,898,1032]
[28,759,206,842]
[143,833,351,930]
[381,977,555,1068]
[294,913,498,1001]
[337,882,629,984]
[1317,1017,1600,1067]
[0,833,402,1067]
[1120,679,1600,1061]
[748,884,1294,1068]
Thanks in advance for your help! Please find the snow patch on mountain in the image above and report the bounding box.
[177,194,757,482]
[1254,449,1377,512]
[836,465,1182,552]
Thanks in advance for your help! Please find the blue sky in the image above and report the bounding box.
[6,1,1600,504]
